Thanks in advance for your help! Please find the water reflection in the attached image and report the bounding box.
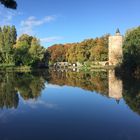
[48,70,108,96]
[0,72,18,109]
[0,69,140,116]
[122,77,140,115]
[109,70,123,102]
[1,70,140,140]
[0,71,47,109]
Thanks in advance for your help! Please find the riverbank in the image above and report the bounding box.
[81,65,115,70]
[0,64,115,73]
[0,65,31,72]
[49,65,116,73]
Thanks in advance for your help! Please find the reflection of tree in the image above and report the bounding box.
[123,77,140,115]
[1,69,139,115]
[14,72,46,100]
[0,72,18,109]
[0,71,47,109]
[48,70,108,96]
[0,70,117,109]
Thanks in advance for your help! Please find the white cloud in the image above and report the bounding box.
[40,36,63,43]
[0,6,21,25]
[20,16,55,34]
[22,99,57,109]
[0,109,19,123]
[45,83,62,88]
[21,16,54,26]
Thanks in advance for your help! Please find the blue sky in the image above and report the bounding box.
[0,0,140,47]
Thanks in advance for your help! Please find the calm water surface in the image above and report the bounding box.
[0,70,140,140]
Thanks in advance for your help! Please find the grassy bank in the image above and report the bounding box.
[0,64,31,72]
[80,65,115,71]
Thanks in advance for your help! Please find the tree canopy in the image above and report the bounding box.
[122,26,140,75]
[0,26,49,68]
[0,0,17,9]
[48,34,109,65]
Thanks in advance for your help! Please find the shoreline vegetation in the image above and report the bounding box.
[0,26,49,69]
[0,25,140,78]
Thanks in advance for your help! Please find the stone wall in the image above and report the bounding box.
[109,34,123,65]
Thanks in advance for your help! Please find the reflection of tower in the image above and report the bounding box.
[108,70,122,103]
[109,29,123,65]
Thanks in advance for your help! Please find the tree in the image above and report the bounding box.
[14,34,48,67]
[0,27,4,51]
[0,27,4,62]
[48,44,67,63]
[10,25,17,45]
[0,26,49,67]
[14,34,33,66]
[29,38,46,66]
[48,35,109,64]
[15,34,33,49]
[66,43,77,63]
[0,26,17,64]
[90,45,108,61]
[0,0,17,9]
[14,46,31,66]
[123,26,140,74]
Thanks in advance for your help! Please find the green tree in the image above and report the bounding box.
[0,26,49,68]
[14,46,31,66]
[29,38,45,66]
[10,25,17,45]
[123,26,140,74]
[0,26,17,64]
[0,27,4,62]
[14,34,33,66]
[14,34,48,67]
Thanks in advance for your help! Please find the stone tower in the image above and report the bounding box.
[109,29,123,65]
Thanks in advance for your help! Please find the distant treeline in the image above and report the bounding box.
[1,25,140,72]
[0,26,110,68]
[48,35,109,65]
[48,25,140,77]
[0,26,49,68]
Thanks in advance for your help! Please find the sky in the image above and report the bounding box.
[0,0,140,47]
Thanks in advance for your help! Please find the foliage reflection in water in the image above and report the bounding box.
[0,70,140,140]
[0,69,140,114]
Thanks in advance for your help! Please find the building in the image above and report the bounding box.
[54,62,83,68]
[109,29,123,66]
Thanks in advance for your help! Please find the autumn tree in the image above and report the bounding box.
[48,44,68,64]
[48,34,109,64]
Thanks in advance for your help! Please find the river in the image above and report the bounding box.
[0,69,139,140]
